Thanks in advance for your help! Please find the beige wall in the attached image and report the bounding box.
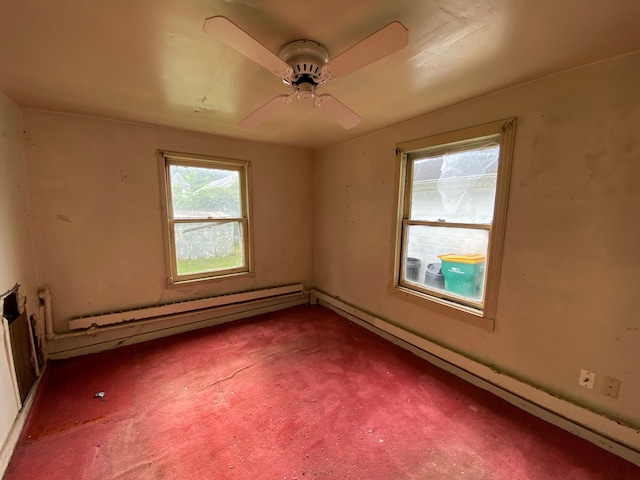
[22,111,314,331]
[315,51,640,428]
[0,93,38,449]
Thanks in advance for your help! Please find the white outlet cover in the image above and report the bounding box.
[579,369,596,389]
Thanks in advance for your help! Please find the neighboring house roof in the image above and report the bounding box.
[413,156,444,182]
[413,146,499,182]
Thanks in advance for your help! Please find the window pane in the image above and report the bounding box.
[410,145,499,224]
[404,225,489,302]
[174,221,244,275]
[170,165,241,219]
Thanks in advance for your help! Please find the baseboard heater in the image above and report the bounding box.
[68,284,306,330]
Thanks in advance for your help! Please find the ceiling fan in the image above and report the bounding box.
[203,16,409,129]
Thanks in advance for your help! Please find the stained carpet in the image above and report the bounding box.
[4,305,639,479]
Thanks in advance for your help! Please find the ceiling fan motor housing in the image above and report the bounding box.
[279,40,330,88]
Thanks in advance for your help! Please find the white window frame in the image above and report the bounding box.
[389,119,516,330]
[159,151,253,285]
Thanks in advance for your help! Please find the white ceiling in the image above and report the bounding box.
[1,0,639,149]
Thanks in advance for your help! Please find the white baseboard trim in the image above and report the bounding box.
[312,289,640,467]
[0,369,44,478]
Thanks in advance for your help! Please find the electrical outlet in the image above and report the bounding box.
[579,369,596,389]
[601,376,621,399]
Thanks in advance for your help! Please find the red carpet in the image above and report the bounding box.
[4,305,639,479]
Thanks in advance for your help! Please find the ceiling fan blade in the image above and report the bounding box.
[316,94,361,129]
[203,16,292,76]
[326,21,408,78]
[239,94,292,128]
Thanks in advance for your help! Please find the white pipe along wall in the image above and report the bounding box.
[38,284,308,342]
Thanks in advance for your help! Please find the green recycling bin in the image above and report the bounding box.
[438,254,485,298]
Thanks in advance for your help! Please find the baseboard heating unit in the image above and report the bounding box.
[68,284,306,330]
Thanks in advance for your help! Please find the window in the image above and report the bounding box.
[160,151,252,284]
[391,119,516,329]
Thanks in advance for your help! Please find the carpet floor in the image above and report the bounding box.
[4,305,639,479]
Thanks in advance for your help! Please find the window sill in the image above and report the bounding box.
[387,285,495,332]
[167,271,255,289]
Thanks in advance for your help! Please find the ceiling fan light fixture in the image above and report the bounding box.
[295,81,315,101]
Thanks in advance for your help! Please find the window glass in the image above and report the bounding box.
[410,144,499,224]
[404,225,489,303]
[170,166,241,219]
[174,221,244,276]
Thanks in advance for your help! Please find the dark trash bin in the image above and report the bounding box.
[405,257,421,281]
[425,262,445,289]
